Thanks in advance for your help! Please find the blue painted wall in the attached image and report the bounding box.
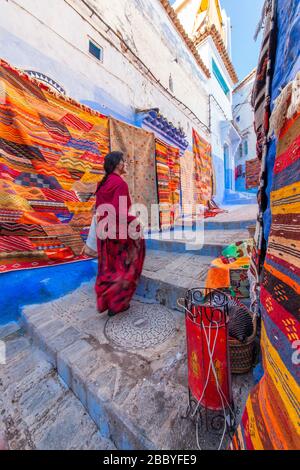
[235,176,258,193]
[0,261,98,326]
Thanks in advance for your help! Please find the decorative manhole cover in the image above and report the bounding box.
[104,301,176,350]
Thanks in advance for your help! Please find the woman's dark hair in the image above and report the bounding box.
[96,151,124,191]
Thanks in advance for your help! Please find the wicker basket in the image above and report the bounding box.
[229,314,257,374]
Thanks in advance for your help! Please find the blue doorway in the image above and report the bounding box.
[224,144,232,190]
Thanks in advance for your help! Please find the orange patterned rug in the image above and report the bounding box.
[0,59,109,272]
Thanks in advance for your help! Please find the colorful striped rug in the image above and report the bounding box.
[155,140,180,229]
[246,158,261,190]
[231,105,300,449]
[193,129,213,205]
[0,59,109,272]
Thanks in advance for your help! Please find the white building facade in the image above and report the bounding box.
[0,0,211,151]
[233,69,258,193]
[174,0,241,204]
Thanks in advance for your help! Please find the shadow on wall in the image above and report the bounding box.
[0,260,98,326]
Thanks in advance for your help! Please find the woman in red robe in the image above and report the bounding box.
[95,151,145,316]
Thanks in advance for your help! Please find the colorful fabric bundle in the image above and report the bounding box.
[245,158,261,189]
[155,140,180,229]
[232,101,300,449]
[109,119,157,226]
[0,59,109,272]
[206,240,253,299]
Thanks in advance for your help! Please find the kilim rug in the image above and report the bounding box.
[252,0,277,161]
[246,158,261,190]
[231,103,300,448]
[109,118,157,227]
[180,150,194,216]
[0,59,109,272]
[155,140,180,229]
[193,128,213,204]
[192,129,224,217]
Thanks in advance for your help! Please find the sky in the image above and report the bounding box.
[170,0,265,82]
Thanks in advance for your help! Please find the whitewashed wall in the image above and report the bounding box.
[233,74,257,192]
[0,0,210,147]
[233,76,257,164]
[197,37,238,202]
[174,0,238,203]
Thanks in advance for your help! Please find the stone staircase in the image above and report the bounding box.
[0,323,115,450]
[17,286,253,451]
[0,206,257,450]
[224,190,257,205]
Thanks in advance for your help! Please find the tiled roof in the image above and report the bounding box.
[194,24,239,84]
[234,68,256,92]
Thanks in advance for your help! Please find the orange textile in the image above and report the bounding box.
[0,59,109,272]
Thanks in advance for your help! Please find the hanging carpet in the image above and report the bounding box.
[0,59,109,272]
[155,140,180,229]
[109,118,157,227]
[192,129,224,218]
[231,86,300,449]
[245,158,261,190]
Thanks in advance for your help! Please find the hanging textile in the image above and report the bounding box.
[192,129,225,218]
[245,158,261,189]
[232,84,300,450]
[155,140,180,229]
[109,118,157,227]
[180,150,194,216]
[192,129,213,204]
[251,0,277,161]
[248,0,278,316]
[0,59,109,272]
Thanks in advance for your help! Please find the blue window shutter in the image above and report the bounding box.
[89,40,102,61]
[212,58,230,96]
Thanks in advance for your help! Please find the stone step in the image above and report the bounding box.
[146,229,249,256]
[205,220,256,230]
[0,326,115,450]
[138,250,214,310]
[173,219,256,230]
[20,283,254,450]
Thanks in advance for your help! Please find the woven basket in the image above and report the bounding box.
[229,313,257,374]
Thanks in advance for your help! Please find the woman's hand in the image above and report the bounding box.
[81,244,97,258]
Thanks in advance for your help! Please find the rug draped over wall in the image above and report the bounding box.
[0,59,109,272]
[155,140,180,229]
[109,118,158,227]
[192,129,214,205]
[245,158,261,190]
[180,150,194,215]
